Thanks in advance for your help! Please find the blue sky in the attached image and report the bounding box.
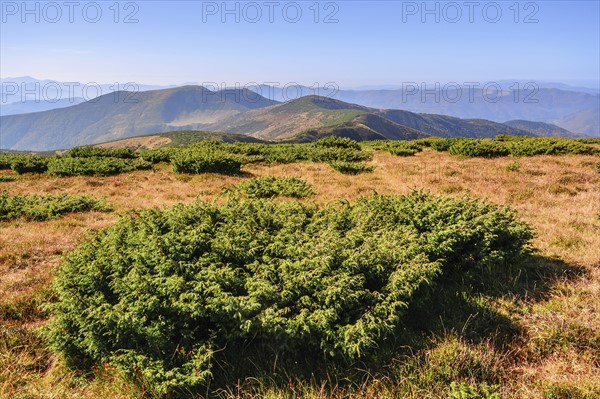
[1,1,599,88]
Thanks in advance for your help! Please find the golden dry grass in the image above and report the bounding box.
[1,148,599,398]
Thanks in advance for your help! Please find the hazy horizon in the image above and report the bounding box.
[2,75,599,93]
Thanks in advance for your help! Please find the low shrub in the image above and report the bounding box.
[578,138,600,144]
[227,176,314,198]
[47,157,152,176]
[0,175,16,182]
[363,141,422,156]
[0,154,19,170]
[309,146,372,163]
[139,147,180,163]
[165,141,372,168]
[8,155,51,174]
[505,162,520,172]
[388,147,420,156]
[448,139,510,158]
[506,138,597,156]
[65,146,137,159]
[312,136,361,150]
[430,138,460,152]
[432,137,598,158]
[228,143,308,164]
[47,192,532,396]
[171,148,242,174]
[386,142,422,156]
[412,137,441,147]
[0,191,111,221]
[329,161,375,174]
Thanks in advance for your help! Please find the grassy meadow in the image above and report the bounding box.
[0,139,599,398]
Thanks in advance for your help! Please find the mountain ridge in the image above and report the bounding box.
[1,86,582,151]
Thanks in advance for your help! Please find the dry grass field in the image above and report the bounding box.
[1,148,599,398]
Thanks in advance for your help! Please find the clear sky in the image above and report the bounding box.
[1,0,599,88]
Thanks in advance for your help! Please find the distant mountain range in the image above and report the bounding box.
[503,120,585,137]
[2,77,598,138]
[0,98,86,116]
[3,85,584,151]
[252,84,599,136]
[0,86,275,150]
[0,76,172,107]
[258,82,600,136]
[337,88,599,136]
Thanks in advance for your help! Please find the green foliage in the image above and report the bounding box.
[153,130,266,146]
[363,140,422,156]
[413,137,446,147]
[171,143,242,175]
[505,162,520,172]
[0,154,19,170]
[386,146,420,157]
[543,382,597,399]
[168,141,372,172]
[432,136,598,158]
[9,155,51,174]
[139,147,179,163]
[449,381,500,399]
[0,175,16,182]
[494,134,517,142]
[308,146,372,163]
[577,137,600,144]
[47,192,532,396]
[448,140,510,158]
[65,146,136,159]
[328,161,375,174]
[226,143,307,164]
[47,157,152,176]
[505,138,597,156]
[304,139,372,163]
[227,176,314,198]
[311,136,361,150]
[0,191,111,221]
[430,138,461,152]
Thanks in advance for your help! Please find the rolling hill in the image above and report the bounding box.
[204,95,532,140]
[376,109,531,138]
[3,77,598,137]
[286,113,430,143]
[96,130,265,150]
[0,86,560,151]
[208,96,540,140]
[333,87,600,136]
[0,86,277,150]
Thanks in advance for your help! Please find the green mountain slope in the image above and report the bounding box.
[0,86,276,150]
[208,96,531,140]
[288,113,430,143]
[1,88,544,151]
